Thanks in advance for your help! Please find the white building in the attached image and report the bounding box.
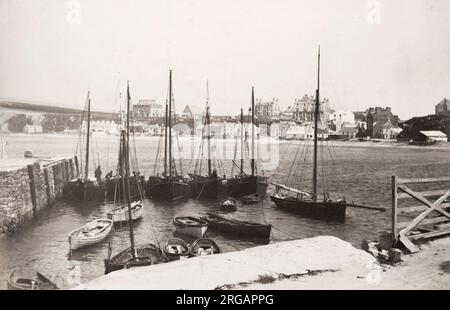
[419,131,448,143]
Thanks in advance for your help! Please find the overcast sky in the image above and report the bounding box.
[1,0,449,119]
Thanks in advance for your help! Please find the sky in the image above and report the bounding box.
[0,0,449,119]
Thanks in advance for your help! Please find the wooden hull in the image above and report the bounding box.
[147,178,190,201]
[219,198,238,212]
[105,176,145,203]
[68,219,113,250]
[63,179,105,202]
[202,214,271,239]
[270,195,346,220]
[7,269,58,290]
[104,244,163,274]
[225,176,268,198]
[107,201,144,223]
[190,238,221,257]
[163,238,190,261]
[189,176,222,199]
[173,217,208,238]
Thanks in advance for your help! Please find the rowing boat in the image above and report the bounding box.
[7,268,58,290]
[107,201,144,223]
[173,216,208,238]
[163,238,190,261]
[68,219,113,251]
[189,238,221,257]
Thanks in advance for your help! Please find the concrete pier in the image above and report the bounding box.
[0,156,78,233]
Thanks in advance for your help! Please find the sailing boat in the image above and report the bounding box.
[270,47,347,220]
[146,70,190,201]
[104,81,164,274]
[225,88,268,198]
[188,81,224,199]
[64,91,106,202]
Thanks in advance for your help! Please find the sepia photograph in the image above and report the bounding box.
[0,0,449,300]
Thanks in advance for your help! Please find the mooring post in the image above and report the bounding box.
[74,155,80,177]
[69,158,74,180]
[391,175,398,245]
[43,168,52,207]
[27,164,38,218]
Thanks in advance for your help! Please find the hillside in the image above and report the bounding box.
[398,114,450,140]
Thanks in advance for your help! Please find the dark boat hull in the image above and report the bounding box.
[63,179,105,202]
[189,176,224,199]
[105,176,145,203]
[203,216,271,239]
[270,195,346,220]
[104,244,164,275]
[225,176,268,198]
[146,178,190,201]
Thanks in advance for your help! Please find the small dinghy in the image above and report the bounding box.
[190,238,221,257]
[163,238,190,261]
[107,201,144,223]
[241,193,261,205]
[7,268,58,290]
[104,244,164,274]
[219,198,238,212]
[68,219,113,251]
[173,216,208,238]
[201,212,271,239]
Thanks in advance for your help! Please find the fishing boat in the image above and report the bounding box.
[201,212,271,239]
[241,193,261,204]
[63,91,106,202]
[173,216,208,238]
[68,219,113,251]
[104,81,164,274]
[7,268,58,290]
[188,81,224,199]
[224,89,269,198]
[270,47,348,220]
[189,238,221,257]
[219,198,238,212]
[107,200,144,223]
[163,238,190,261]
[146,70,190,201]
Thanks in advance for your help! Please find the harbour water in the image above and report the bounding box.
[1,134,450,288]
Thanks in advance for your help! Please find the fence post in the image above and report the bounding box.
[391,175,398,245]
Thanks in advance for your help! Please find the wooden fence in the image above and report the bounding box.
[392,175,450,253]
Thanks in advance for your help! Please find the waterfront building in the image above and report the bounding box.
[254,98,280,120]
[372,117,401,139]
[181,105,204,119]
[133,99,163,120]
[23,124,43,134]
[340,125,358,139]
[366,107,399,137]
[419,131,448,143]
[435,98,450,115]
[292,94,330,123]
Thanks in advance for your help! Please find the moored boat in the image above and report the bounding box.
[104,244,164,274]
[189,238,221,257]
[173,216,208,238]
[7,268,58,290]
[107,201,144,223]
[68,219,113,251]
[219,198,238,212]
[163,238,190,261]
[201,212,272,239]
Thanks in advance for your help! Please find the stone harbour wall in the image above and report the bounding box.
[0,157,78,233]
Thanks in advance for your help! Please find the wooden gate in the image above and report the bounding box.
[391,175,450,253]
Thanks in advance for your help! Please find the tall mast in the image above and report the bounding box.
[206,80,212,176]
[240,108,244,176]
[164,98,168,177]
[125,81,135,256]
[313,46,320,200]
[251,87,255,176]
[168,70,173,178]
[84,91,91,179]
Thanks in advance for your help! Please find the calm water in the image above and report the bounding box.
[1,134,450,289]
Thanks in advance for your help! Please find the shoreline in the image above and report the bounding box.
[74,236,450,290]
[2,133,450,151]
